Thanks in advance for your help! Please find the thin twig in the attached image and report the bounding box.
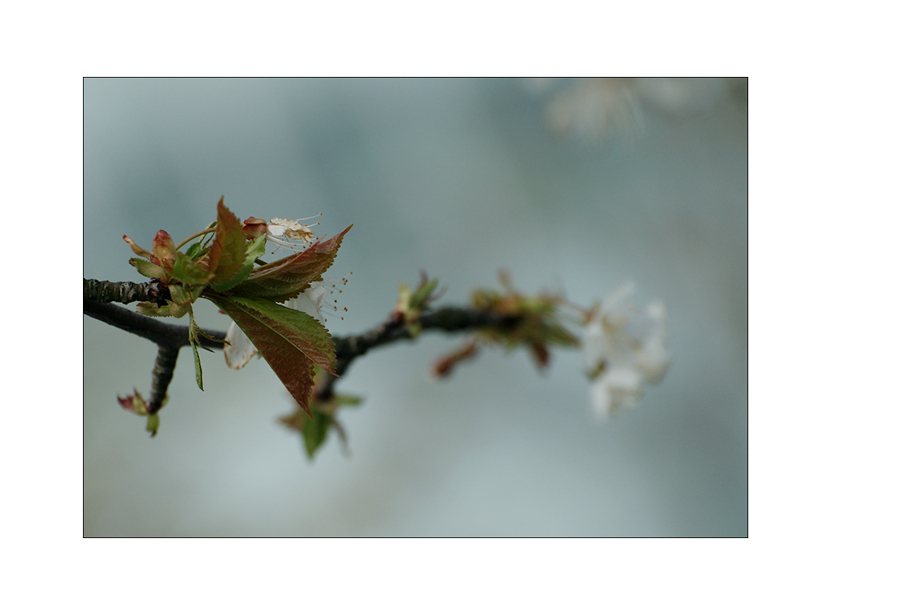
[148,344,180,414]
[320,308,516,397]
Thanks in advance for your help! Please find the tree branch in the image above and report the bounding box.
[84,279,519,412]
[321,308,516,397]
[83,298,225,350]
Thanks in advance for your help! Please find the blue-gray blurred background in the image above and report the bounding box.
[84,78,747,537]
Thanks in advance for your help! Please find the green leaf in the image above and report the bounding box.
[188,311,204,391]
[411,277,438,308]
[302,411,332,458]
[171,251,215,285]
[136,301,173,317]
[278,373,362,459]
[191,338,203,389]
[190,323,226,347]
[231,226,352,302]
[185,241,210,261]
[146,413,159,437]
[542,322,581,347]
[334,394,363,407]
[209,234,266,292]
[169,283,205,307]
[279,391,362,459]
[129,258,166,280]
[207,295,336,416]
[167,301,191,318]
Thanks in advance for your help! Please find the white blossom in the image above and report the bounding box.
[223,321,259,370]
[546,78,644,142]
[581,283,670,421]
[264,217,317,253]
[268,217,314,242]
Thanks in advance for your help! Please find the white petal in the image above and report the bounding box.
[604,282,637,309]
[645,300,668,335]
[269,218,314,242]
[581,317,606,371]
[582,285,670,420]
[602,282,637,327]
[224,321,258,370]
[284,285,329,324]
[605,366,643,395]
[590,380,614,420]
[589,367,644,420]
[635,337,670,384]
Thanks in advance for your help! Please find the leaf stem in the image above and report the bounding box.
[175,225,217,250]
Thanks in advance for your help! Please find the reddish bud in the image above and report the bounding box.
[151,230,177,268]
[432,340,479,378]
[242,217,268,239]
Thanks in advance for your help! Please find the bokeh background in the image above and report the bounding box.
[84,78,747,537]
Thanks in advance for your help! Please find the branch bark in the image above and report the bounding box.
[83,278,170,305]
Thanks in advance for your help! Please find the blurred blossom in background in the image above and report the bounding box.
[84,78,747,537]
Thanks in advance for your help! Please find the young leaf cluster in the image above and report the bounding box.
[393,272,441,337]
[450,273,580,373]
[120,197,351,418]
[278,369,362,459]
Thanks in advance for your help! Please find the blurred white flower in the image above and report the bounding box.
[632,77,732,118]
[546,78,644,142]
[536,77,738,142]
[582,283,670,420]
[224,284,331,370]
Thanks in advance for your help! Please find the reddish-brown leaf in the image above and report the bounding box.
[208,295,336,416]
[231,225,352,302]
[205,197,249,283]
